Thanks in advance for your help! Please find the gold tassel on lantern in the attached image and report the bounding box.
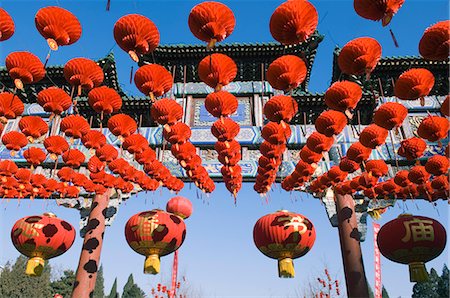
[278,258,295,278]
[26,256,45,277]
[409,262,429,282]
[144,254,160,274]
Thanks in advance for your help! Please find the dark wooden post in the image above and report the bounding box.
[72,190,111,298]
[335,193,369,298]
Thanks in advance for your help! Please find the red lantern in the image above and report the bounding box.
[87,155,105,173]
[269,0,318,45]
[11,213,75,276]
[2,131,27,155]
[134,64,173,101]
[431,175,449,193]
[24,147,47,168]
[163,122,191,146]
[0,92,24,119]
[266,55,307,92]
[35,6,81,50]
[107,114,137,140]
[359,124,388,149]
[5,51,45,89]
[81,130,107,151]
[419,21,450,61]
[346,142,372,163]
[353,0,404,26]
[339,157,360,173]
[408,166,431,185]
[166,196,193,219]
[62,149,85,168]
[113,14,159,62]
[0,8,14,41]
[150,99,183,127]
[37,87,72,115]
[188,1,235,48]
[373,102,408,130]
[365,159,389,178]
[263,95,298,125]
[324,81,362,112]
[417,116,449,142]
[211,118,240,143]
[377,214,446,282]
[315,110,347,137]
[338,37,382,78]
[253,210,316,278]
[125,210,186,274]
[261,122,291,145]
[88,86,122,117]
[64,58,104,94]
[299,146,322,164]
[135,148,157,166]
[441,95,449,117]
[19,116,49,142]
[327,166,348,184]
[306,132,334,154]
[198,54,237,91]
[398,137,427,160]
[96,144,118,163]
[44,136,69,158]
[425,155,449,176]
[205,91,238,118]
[60,115,90,140]
[394,170,411,187]
[123,134,149,155]
[394,69,435,105]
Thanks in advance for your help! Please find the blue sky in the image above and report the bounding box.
[0,0,449,297]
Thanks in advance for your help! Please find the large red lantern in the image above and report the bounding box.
[253,210,316,278]
[11,213,75,276]
[0,8,14,42]
[353,0,404,26]
[198,53,237,91]
[134,64,173,101]
[419,21,450,61]
[266,55,307,92]
[338,37,382,78]
[377,214,446,282]
[5,51,46,89]
[125,210,186,274]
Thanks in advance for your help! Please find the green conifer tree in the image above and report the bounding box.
[122,274,145,298]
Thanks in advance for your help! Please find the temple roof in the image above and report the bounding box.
[140,31,324,92]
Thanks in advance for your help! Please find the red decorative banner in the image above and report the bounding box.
[373,223,382,298]
[168,250,179,298]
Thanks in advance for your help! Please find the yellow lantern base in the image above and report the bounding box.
[144,254,160,275]
[26,257,45,277]
[409,262,429,282]
[278,258,295,278]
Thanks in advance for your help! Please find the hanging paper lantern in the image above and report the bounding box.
[150,99,183,127]
[96,144,118,163]
[81,130,107,151]
[358,172,378,189]
[408,166,431,185]
[417,116,449,142]
[327,166,348,184]
[24,147,47,168]
[299,146,322,164]
[2,131,27,155]
[261,122,292,145]
[44,136,69,159]
[171,142,197,167]
[188,1,235,48]
[108,158,130,175]
[359,124,388,149]
[19,116,49,142]
[35,6,81,50]
[365,159,389,178]
[166,196,193,219]
[123,134,149,155]
[253,210,316,278]
[37,87,72,115]
[353,0,404,26]
[324,81,362,112]
[134,64,173,101]
[0,160,18,179]
[113,14,159,62]
[338,37,382,78]
[88,86,122,117]
[398,137,427,160]
[60,115,90,140]
[269,0,318,45]
[0,92,24,119]
[315,110,347,137]
[63,58,104,94]
[260,141,285,159]
[57,167,75,183]
[346,141,372,163]
[107,114,138,140]
[394,69,435,104]
[441,96,449,117]
[263,95,298,125]
[11,213,75,276]
[431,175,449,192]
[198,53,237,91]
[5,51,45,89]
[394,170,411,187]
[135,148,157,166]
[377,214,446,282]
[382,179,400,195]
[0,8,14,41]
[419,21,450,61]
[163,122,191,146]
[125,210,186,274]
[339,157,360,173]
[211,118,240,143]
[62,149,85,168]
[425,155,449,176]
[205,91,238,118]
[306,132,334,154]
[87,155,105,173]
[373,102,408,130]
[266,55,307,92]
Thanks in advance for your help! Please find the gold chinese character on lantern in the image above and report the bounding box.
[401,218,434,242]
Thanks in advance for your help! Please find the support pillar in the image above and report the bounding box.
[72,190,111,298]
[335,193,369,298]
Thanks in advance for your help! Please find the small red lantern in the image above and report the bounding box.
[377,214,446,282]
[166,196,193,219]
[11,213,75,276]
[253,210,316,278]
[125,210,186,274]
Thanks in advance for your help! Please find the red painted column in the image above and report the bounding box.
[335,193,369,298]
[71,190,111,298]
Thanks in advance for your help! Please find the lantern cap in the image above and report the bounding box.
[398,213,413,218]
[43,212,57,218]
[276,209,290,213]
